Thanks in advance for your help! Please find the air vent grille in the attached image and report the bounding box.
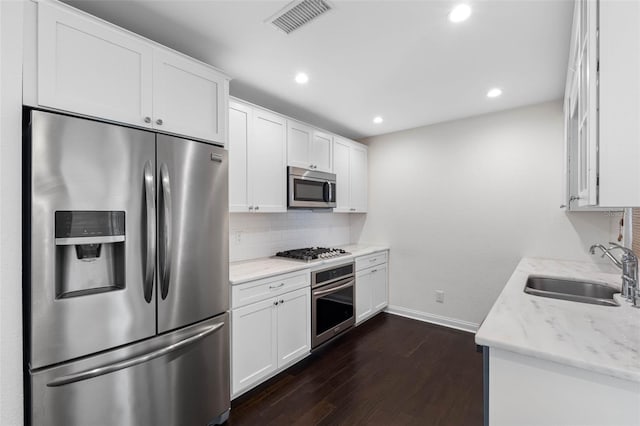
[269,0,332,34]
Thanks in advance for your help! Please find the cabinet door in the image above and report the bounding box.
[229,101,251,212]
[153,48,227,144]
[287,120,313,169]
[232,299,277,396]
[37,1,153,128]
[355,270,373,325]
[312,130,333,172]
[371,264,388,312]
[333,138,351,212]
[249,109,287,212]
[350,143,368,212]
[576,0,598,207]
[276,288,310,368]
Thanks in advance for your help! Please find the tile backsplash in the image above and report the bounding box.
[229,211,353,262]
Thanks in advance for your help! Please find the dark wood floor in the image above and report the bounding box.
[228,313,483,426]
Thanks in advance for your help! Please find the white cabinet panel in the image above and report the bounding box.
[355,270,373,325]
[37,1,153,128]
[228,102,250,212]
[249,109,287,212]
[287,121,313,169]
[312,130,333,172]
[333,136,368,213]
[231,298,277,396]
[355,251,388,325]
[333,139,351,212]
[350,143,368,212]
[287,121,333,172]
[153,49,227,144]
[371,265,388,312]
[276,288,310,368]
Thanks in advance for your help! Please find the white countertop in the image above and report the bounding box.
[475,257,640,383]
[229,244,389,285]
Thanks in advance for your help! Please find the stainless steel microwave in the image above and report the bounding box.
[288,166,336,209]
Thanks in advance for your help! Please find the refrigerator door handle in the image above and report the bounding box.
[46,322,225,387]
[159,163,172,300]
[143,161,156,303]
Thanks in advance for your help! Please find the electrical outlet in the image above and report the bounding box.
[436,290,445,303]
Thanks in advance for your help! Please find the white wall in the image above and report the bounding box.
[0,1,25,425]
[355,101,618,330]
[230,211,352,262]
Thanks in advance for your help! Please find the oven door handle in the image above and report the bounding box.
[313,280,354,297]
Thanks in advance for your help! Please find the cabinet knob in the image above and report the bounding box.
[279,299,284,304]
[274,301,279,306]
[156,119,163,125]
[144,116,151,123]
[254,206,259,211]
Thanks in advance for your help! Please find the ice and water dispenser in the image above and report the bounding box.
[54,211,126,298]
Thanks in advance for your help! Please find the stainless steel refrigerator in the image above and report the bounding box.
[24,110,230,425]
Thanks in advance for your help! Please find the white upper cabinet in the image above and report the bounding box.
[228,101,251,211]
[333,137,368,213]
[37,1,153,129]
[563,0,640,209]
[311,130,333,172]
[287,120,333,172]
[152,49,228,143]
[32,0,229,144]
[228,99,287,213]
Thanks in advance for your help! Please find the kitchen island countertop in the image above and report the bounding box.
[475,257,640,383]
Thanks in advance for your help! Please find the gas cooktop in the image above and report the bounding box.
[275,247,350,262]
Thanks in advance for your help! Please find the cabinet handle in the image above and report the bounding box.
[156,119,164,125]
[279,299,284,304]
[144,116,151,124]
[369,258,377,263]
[274,301,279,306]
[371,269,377,273]
[350,208,356,212]
[269,283,285,289]
[248,206,253,211]
[254,206,259,211]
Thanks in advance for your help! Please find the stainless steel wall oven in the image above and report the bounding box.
[311,262,355,348]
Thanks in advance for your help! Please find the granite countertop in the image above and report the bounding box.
[229,244,389,285]
[475,257,640,383]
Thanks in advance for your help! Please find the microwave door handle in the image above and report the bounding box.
[327,181,332,202]
[159,163,172,300]
[143,161,156,303]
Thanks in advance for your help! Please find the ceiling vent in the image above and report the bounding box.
[267,0,332,34]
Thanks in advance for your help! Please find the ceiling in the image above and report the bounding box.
[63,0,574,140]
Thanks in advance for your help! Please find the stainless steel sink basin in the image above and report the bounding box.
[524,275,619,307]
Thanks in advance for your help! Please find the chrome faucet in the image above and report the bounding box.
[589,242,639,307]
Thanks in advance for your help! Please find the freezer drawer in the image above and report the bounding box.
[29,314,230,426]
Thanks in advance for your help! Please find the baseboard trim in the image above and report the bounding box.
[385,305,479,333]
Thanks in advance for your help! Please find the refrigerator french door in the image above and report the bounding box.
[25,110,230,425]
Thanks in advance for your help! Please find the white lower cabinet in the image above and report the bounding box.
[231,273,310,397]
[355,251,388,325]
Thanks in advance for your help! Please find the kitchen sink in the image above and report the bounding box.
[524,275,619,307]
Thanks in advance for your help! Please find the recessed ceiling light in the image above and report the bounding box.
[295,72,309,84]
[373,116,383,124]
[448,4,472,23]
[487,88,503,98]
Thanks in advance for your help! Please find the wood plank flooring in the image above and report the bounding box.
[228,313,483,425]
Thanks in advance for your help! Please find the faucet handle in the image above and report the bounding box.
[608,242,638,259]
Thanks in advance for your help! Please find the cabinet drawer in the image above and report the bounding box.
[356,251,387,271]
[232,270,310,309]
